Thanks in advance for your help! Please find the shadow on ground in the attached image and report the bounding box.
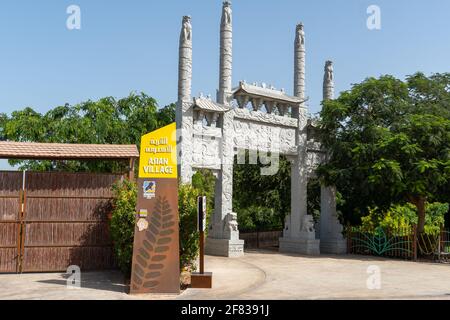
[36,271,128,294]
[244,247,396,263]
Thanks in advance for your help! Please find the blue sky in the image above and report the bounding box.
[1,0,450,169]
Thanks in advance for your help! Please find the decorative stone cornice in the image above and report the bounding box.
[233,81,306,106]
[232,108,299,128]
[193,97,230,113]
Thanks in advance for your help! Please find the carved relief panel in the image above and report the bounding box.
[231,119,297,155]
[192,126,222,170]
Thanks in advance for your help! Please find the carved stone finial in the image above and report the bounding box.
[181,15,192,42]
[222,1,232,25]
[296,22,305,45]
[325,60,333,72]
[324,60,333,83]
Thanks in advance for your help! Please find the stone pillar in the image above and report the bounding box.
[217,1,233,105]
[279,23,320,255]
[320,185,347,253]
[177,16,194,184]
[319,61,347,254]
[206,1,244,257]
[293,23,305,99]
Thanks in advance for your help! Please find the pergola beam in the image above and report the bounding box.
[0,141,139,181]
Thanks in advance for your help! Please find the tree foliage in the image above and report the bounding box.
[1,93,175,172]
[318,73,450,232]
[361,202,448,235]
[0,113,7,141]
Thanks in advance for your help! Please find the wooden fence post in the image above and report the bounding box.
[439,225,444,261]
[412,224,417,261]
[256,230,260,249]
[346,224,352,254]
[128,158,136,181]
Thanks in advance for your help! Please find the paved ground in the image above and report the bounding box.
[1,250,449,300]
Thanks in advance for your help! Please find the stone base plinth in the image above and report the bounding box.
[191,272,213,289]
[279,237,320,255]
[205,238,244,257]
[320,239,347,254]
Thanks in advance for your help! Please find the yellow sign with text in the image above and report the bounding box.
[138,122,178,179]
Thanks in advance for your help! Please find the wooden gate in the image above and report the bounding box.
[0,171,123,273]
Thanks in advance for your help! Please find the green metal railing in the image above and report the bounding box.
[347,225,450,262]
[347,226,416,260]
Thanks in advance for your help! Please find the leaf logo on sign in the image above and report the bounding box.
[131,196,175,291]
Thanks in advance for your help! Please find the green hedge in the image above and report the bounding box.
[110,179,137,275]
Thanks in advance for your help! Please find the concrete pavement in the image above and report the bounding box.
[0,250,449,300]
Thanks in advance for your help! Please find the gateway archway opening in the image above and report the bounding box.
[233,151,290,251]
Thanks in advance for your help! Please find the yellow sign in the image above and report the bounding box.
[138,122,178,179]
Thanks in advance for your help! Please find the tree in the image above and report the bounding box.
[156,103,176,126]
[318,73,450,233]
[233,152,291,232]
[0,113,8,141]
[1,92,176,172]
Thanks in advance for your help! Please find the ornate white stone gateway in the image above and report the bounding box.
[176,2,346,257]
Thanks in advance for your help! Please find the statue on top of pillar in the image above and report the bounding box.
[324,60,333,83]
[296,23,305,46]
[222,1,232,25]
[181,16,192,42]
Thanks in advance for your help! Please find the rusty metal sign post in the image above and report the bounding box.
[191,195,212,288]
[130,123,180,294]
